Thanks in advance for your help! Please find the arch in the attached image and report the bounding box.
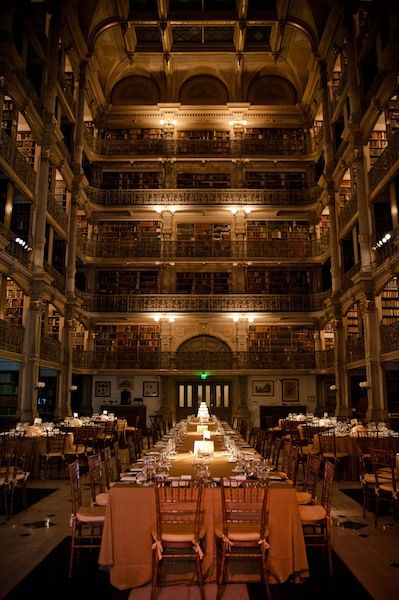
[110,75,160,105]
[247,74,298,105]
[179,75,228,105]
[176,335,233,370]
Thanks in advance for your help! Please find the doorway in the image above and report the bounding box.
[176,381,231,423]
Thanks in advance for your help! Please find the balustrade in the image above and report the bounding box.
[338,192,358,230]
[76,238,324,260]
[381,321,399,354]
[40,336,62,362]
[0,129,36,192]
[43,262,66,293]
[47,192,68,230]
[79,291,328,313]
[346,334,365,362]
[89,136,308,158]
[369,131,399,191]
[86,186,315,207]
[0,320,24,354]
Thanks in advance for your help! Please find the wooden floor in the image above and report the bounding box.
[0,477,398,600]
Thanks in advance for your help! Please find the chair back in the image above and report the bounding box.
[281,440,292,474]
[371,447,396,490]
[102,446,115,487]
[88,452,106,503]
[46,432,66,455]
[269,437,282,468]
[320,460,335,515]
[154,481,203,541]
[286,444,299,484]
[303,454,322,499]
[220,480,269,540]
[318,427,337,457]
[68,461,83,514]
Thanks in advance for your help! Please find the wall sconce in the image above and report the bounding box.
[153,314,176,323]
[359,381,370,389]
[159,117,177,128]
[35,381,45,390]
[329,385,337,391]
[228,117,247,128]
[70,385,78,391]
[231,314,255,323]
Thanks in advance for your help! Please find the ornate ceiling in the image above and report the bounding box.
[63,0,335,115]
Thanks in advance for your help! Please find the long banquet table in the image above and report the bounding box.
[99,428,309,590]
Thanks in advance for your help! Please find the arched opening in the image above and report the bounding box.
[175,335,233,422]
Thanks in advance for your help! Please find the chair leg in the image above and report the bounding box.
[68,522,76,577]
[260,554,272,600]
[195,552,205,600]
[150,552,160,600]
[216,543,227,600]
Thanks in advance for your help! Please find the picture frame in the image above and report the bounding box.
[282,379,299,403]
[143,381,159,397]
[252,381,274,396]
[95,381,111,397]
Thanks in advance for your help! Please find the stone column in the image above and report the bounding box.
[19,298,45,421]
[333,316,351,417]
[360,296,387,420]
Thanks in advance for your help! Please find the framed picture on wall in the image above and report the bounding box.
[95,381,111,397]
[143,381,159,397]
[252,381,274,396]
[282,379,299,402]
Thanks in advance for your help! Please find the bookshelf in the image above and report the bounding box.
[0,371,18,416]
[72,322,86,350]
[176,173,231,188]
[346,305,359,336]
[54,180,67,207]
[176,223,230,241]
[177,129,229,141]
[102,171,162,189]
[381,279,399,325]
[16,131,36,167]
[248,325,314,352]
[2,98,15,136]
[244,128,305,152]
[104,128,162,140]
[97,221,161,242]
[368,130,388,165]
[244,171,306,189]
[246,220,310,241]
[246,268,312,294]
[386,97,399,136]
[5,279,24,325]
[45,306,61,339]
[338,179,351,207]
[94,324,160,352]
[77,215,88,237]
[176,272,230,294]
[96,270,159,294]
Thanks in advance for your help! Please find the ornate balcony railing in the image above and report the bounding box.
[80,291,328,313]
[340,263,361,294]
[330,68,348,114]
[43,261,66,293]
[369,131,399,191]
[16,71,43,115]
[0,129,36,192]
[85,186,318,207]
[381,320,399,354]
[338,192,358,230]
[40,336,62,362]
[71,348,318,370]
[375,239,399,267]
[4,238,31,265]
[346,334,365,362]
[88,137,308,158]
[76,238,326,260]
[0,319,24,354]
[47,193,68,230]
